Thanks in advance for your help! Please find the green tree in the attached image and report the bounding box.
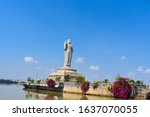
[30,80,35,84]
[103,79,109,83]
[92,81,99,89]
[27,77,34,85]
[115,74,121,80]
[136,80,144,85]
[140,81,144,85]
[136,80,141,85]
[55,77,61,82]
[27,77,32,82]
[64,75,70,82]
[128,79,135,84]
[76,76,85,84]
[37,79,41,84]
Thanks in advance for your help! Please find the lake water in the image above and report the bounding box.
[0,84,115,100]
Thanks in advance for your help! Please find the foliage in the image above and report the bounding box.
[36,79,41,84]
[27,77,35,84]
[0,79,18,85]
[112,77,132,99]
[136,80,143,85]
[76,76,85,84]
[30,80,35,84]
[92,81,99,89]
[128,79,144,86]
[103,79,109,83]
[128,79,135,84]
[55,77,61,82]
[46,79,56,88]
[136,80,141,85]
[64,75,70,82]
[81,81,90,94]
[115,74,121,81]
[27,77,32,82]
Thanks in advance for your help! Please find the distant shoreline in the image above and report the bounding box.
[0,79,25,85]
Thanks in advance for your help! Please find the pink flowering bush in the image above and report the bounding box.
[112,78,131,99]
[46,79,56,88]
[81,81,90,94]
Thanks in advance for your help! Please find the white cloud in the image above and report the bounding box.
[127,72,135,77]
[120,56,127,60]
[137,66,143,72]
[137,66,150,74]
[24,56,38,64]
[89,65,100,71]
[145,69,150,73]
[76,57,85,64]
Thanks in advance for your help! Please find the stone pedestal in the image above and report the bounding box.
[48,66,84,82]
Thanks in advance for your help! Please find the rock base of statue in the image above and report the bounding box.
[48,66,84,82]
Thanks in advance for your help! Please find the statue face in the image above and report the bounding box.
[67,39,71,44]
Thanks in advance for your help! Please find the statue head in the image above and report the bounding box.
[67,39,71,44]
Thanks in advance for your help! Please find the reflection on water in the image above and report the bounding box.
[25,89,63,100]
[63,92,114,100]
[24,88,114,100]
[0,84,114,100]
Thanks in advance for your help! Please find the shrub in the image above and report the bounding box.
[30,80,35,84]
[92,81,99,89]
[36,79,41,84]
[76,76,85,84]
[46,79,56,88]
[27,77,32,82]
[64,75,70,82]
[103,79,109,83]
[112,78,131,99]
[81,81,90,94]
[55,77,61,82]
[27,77,34,85]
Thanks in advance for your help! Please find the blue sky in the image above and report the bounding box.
[0,0,150,84]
